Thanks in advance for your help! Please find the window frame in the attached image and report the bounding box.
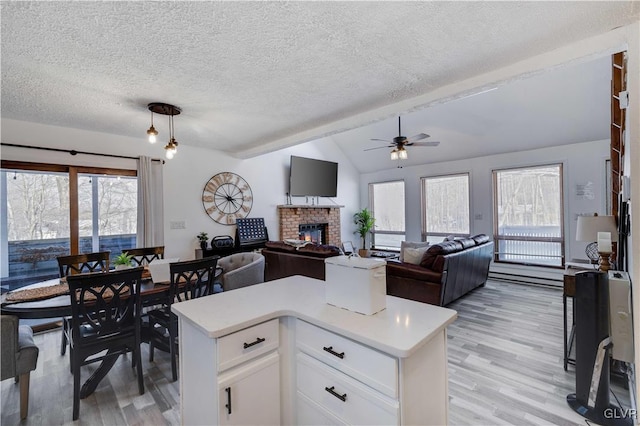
[420,172,471,243]
[368,179,405,250]
[492,162,565,268]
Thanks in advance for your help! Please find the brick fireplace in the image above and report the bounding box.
[277,205,343,246]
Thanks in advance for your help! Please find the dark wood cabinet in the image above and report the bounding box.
[195,247,238,259]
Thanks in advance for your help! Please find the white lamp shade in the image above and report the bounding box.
[575,215,618,242]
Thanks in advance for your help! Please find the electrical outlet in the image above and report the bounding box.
[170,221,185,230]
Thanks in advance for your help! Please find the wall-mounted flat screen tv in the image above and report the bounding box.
[289,155,338,197]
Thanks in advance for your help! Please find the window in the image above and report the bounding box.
[369,181,405,250]
[421,173,470,244]
[1,162,137,291]
[493,164,564,267]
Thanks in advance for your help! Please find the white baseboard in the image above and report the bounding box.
[488,263,564,287]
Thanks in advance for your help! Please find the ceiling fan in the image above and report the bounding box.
[365,116,440,160]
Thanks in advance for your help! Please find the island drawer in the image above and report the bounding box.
[296,352,399,425]
[295,319,397,398]
[218,318,279,372]
[297,390,347,425]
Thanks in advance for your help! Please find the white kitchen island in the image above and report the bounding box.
[171,275,457,425]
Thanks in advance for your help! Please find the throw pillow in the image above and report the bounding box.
[403,247,428,265]
[400,241,430,262]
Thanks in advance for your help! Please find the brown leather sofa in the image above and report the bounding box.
[386,234,493,306]
[262,241,341,281]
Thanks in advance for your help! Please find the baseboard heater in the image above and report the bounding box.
[488,271,563,287]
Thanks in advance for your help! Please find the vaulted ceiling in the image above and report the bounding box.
[2,2,639,172]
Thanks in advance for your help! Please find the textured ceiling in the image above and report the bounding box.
[2,2,639,172]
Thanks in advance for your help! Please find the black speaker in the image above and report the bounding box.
[567,270,632,425]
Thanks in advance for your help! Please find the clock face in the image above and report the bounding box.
[202,172,253,225]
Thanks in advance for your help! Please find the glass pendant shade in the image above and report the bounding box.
[398,148,408,160]
[165,138,178,159]
[147,125,158,143]
[390,149,399,160]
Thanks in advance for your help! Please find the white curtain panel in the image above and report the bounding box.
[137,156,164,247]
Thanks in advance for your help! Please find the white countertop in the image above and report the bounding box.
[172,275,457,358]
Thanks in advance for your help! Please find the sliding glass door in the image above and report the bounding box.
[1,169,71,290]
[1,162,137,292]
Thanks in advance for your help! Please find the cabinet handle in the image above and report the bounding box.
[325,386,347,402]
[323,346,345,359]
[225,387,232,414]
[243,337,266,349]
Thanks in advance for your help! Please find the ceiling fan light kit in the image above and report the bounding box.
[368,116,440,163]
[398,147,408,160]
[146,102,181,159]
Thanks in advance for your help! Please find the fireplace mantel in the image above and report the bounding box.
[277,205,344,210]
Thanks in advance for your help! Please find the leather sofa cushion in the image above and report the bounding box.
[264,241,340,258]
[472,234,490,245]
[297,244,341,257]
[457,237,476,249]
[420,240,463,269]
[265,241,297,253]
[386,261,443,283]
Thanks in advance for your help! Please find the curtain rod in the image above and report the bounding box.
[1,143,164,163]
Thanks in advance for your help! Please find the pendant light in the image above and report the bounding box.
[146,103,181,159]
[164,113,178,159]
[146,110,158,143]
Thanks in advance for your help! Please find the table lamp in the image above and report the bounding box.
[575,214,618,270]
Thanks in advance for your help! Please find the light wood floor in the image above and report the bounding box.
[1,280,632,425]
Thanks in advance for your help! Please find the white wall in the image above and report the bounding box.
[0,118,361,261]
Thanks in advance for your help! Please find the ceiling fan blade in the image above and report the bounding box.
[408,141,440,147]
[408,133,430,141]
[370,138,392,143]
[364,145,393,152]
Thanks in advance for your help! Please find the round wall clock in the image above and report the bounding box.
[202,172,253,225]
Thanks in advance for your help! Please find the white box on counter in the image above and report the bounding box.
[324,255,387,315]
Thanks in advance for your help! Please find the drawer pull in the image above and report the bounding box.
[325,386,347,402]
[225,387,232,414]
[243,337,266,349]
[323,346,345,359]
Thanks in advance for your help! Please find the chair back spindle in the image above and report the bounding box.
[170,257,219,302]
[57,251,111,277]
[122,246,165,266]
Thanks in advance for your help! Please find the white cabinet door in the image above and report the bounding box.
[218,351,280,426]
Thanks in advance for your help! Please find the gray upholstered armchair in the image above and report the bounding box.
[1,315,39,419]
[218,252,265,291]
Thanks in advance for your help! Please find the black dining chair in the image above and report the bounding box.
[122,246,165,266]
[147,257,219,382]
[66,267,145,420]
[57,252,111,357]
